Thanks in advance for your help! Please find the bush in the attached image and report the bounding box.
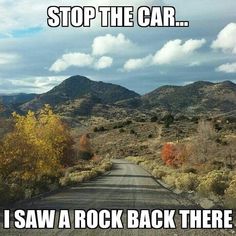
[140,161,156,171]
[93,127,98,132]
[152,168,167,179]
[93,126,106,132]
[60,160,112,187]
[175,173,199,191]
[163,174,178,188]
[78,151,93,160]
[163,114,174,128]
[190,120,218,163]
[130,129,137,135]
[78,134,93,160]
[0,177,10,204]
[197,170,229,196]
[224,176,236,209]
[150,116,158,122]
[161,143,188,167]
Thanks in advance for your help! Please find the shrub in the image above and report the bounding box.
[163,174,179,188]
[175,173,199,191]
[93,126,106,132]
[197,170,229,196]
[152,168,167,179]
[78,151,93,160]
[140,161,156,171]
[130,129,136,135]
[0,177,10,204]
[119,128,125,133]
[190,120,218,163]
[150,116,158,122]
[125,156,147,165]
[224,176,236,209]
[161,143,188,167]
[163,114,174,128]
[78,134,93,160]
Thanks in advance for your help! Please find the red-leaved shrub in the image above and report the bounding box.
[161,143,188,167]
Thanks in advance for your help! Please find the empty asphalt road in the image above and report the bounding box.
[0,159,233,235]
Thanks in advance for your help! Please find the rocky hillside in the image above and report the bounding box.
[141,81,236,115]
[20,75,140,111]
[116,81,236,116]
[4,77,236,118]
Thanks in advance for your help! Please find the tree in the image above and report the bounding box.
[0,105,74,185]
[190,120,217,163]
[78,134,93,160]
[163,114,174,128]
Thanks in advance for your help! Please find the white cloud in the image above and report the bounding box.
[123,38,206,71]
[0,0,156,33]
[92,33,135,56]
[212,23,236,54]
[123,55,152,72]
[49,53,94,72]
[95,56,113,70]
[153,39,206,65]
[0,53,19,65]
[0,75,70,94]
[216,62,236,73]
[50,53,113,72]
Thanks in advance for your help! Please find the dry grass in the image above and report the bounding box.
[60,159,112,186]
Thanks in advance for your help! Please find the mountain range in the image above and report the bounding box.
[1,75,236,118]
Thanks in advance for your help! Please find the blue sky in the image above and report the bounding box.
[0,0,236,94]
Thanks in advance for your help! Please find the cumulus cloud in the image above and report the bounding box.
[123,38,206,71]
[216,62,236,73]
[0,53,19,65]
[94,56,113,70]
[92,33,135,56]
[49,53,94,72]
[212,23,236,54]
[50,52,113,72]
[0,0,157,33]
[153,39,206,65]
[123,55,153,72]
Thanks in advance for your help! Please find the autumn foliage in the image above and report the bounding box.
[0,105,74,202]
[161,143,188,167]
[78,134,93,160]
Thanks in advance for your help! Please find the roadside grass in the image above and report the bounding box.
[125,156,236,209]
[60,159,112,186]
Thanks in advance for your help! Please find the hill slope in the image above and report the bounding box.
[141,81,236,115]
[21,75,140,111]
[0,93,37,105]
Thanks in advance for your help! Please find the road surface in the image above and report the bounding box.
[0,159,233,235]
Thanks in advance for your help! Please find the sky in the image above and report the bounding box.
[0,0,236,95]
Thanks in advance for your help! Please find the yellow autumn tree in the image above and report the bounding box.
[0,105,74,199]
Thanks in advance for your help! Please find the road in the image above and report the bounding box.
[0,160,232,235]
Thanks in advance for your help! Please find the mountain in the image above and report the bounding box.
[20,75,140,112]
[0,93,37,116]
[0,93,37,105]
[141,81,236,115]
[4,77,236,118]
